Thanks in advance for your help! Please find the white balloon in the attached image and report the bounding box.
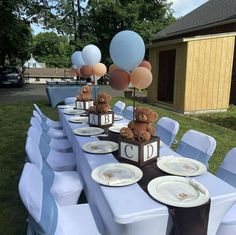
[82,44,101,65]
[71,51,85,67]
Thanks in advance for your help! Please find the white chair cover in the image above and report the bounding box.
[30,116,67,139]
[18,163,43,223]
[176,129,216,166]
[123,106,134,120]
[64,97,76,105]
[27,126,72,152]
[156,117,179,146]
[216,148,236,235]
[25,137,83,206]
[33,103,62,129]
[113,100,126,115]
[19,163,100,235]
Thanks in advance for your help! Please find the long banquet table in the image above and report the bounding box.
[58,109,236,235]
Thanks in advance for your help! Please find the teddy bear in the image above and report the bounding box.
[120,107,158,142]
[76,85,92,101]
[89,92,111,113]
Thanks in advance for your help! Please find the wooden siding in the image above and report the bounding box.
[184,36,235,111]
[148,43,187,111]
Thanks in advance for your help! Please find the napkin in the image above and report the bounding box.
[188,178,208,195]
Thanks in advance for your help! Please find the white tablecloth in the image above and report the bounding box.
[58,109,236,235]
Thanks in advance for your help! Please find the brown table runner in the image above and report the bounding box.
[98,129,210,235]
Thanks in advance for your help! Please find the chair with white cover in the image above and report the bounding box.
[113,100,126,115]
[33,103,62,129]
[216,148,236,235]
[25,136,83,206]
[176,129,216,167]
[27,132,76,171]
[64,97,76,105]
[123,105,134,120]
[31,115,67,139]
[27,125,72,153]
[156,117,179,147]
[18,163,100,235]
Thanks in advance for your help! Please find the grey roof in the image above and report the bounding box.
[154,0,236,40]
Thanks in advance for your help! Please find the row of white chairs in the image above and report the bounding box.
[18,104,100,234]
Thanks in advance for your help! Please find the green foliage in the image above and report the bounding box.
[40,0,176,64]
[30,32,71,67]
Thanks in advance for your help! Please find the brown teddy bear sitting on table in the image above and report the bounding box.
[89,92,111,113]
[76,85,92,101]
[120,107,158,142]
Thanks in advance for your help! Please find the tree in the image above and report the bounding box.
[30,32,71,67]
[0,0,48,66]
[86,0,175,64]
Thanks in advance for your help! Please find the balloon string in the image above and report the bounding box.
[133,87,136,121]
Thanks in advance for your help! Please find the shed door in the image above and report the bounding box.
[157,49,176,104]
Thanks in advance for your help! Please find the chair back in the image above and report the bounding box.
[176,130,216,166]
[34,103,47,121]
[123,106,134,120]
[113,101,126,115]
[156,117,179,146]
[64,97,76,105]
[217,148,236,187]
[18,163,58,234]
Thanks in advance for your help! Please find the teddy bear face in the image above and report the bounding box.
[97,92,111,103]
[82,85,91,93]
[135,107,157,124]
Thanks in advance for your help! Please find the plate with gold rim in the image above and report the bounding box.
[73,127,104,136]
[157,156,207,176]
[82,141,118,154]
[147,176,209,207]
[91,163,143,186]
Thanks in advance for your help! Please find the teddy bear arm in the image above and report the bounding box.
[147,125,156,136]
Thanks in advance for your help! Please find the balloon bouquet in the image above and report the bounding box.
[109,30,153,120]
[71,45,107,86]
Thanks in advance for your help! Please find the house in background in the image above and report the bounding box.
[147,0,236,114]
[24,54,46,68]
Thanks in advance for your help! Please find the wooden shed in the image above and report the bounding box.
[148,0,236,114]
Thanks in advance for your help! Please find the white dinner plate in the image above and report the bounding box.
[82,141,119,154]
[73,127,104,136]
[69,116,88,123]
[157,156,207,176]
[114,114,123,121]
[109,124,127,133]
[91,163,143,186]
[147,176,209,207]
[57,104,75,109]
[64,108,85,115]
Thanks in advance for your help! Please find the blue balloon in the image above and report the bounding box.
[71,51,85,67]
[109,30,145,71]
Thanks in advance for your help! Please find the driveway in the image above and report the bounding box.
[0,84,126,104]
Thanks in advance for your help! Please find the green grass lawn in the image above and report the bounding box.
[0,99,235,234]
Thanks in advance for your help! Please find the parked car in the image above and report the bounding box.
[0,66,24,87]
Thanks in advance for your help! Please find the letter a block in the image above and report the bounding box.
[119,137,160,166]
[88,111,114,127]
[75,100,93,110]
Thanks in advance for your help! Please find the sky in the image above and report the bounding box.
[31,0,208,35]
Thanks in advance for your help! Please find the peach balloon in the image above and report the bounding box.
[109,69,130,90]
[130,67,153,89]
[93,63,107,76]
[138,60,152,71]
[80,65,93,78]
[75,68,80,76]
[108,64,119,73]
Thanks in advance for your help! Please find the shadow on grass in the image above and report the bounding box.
[199,116,236,131]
